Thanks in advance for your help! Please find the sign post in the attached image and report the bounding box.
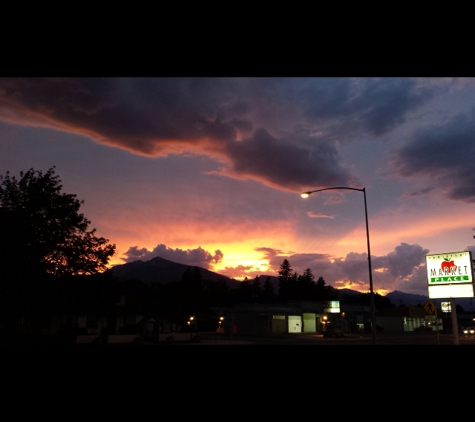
[451,297,459,345]
[435,307,440,345]
[425,251,474,345]
[423,299,440,345]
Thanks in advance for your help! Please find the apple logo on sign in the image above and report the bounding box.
[441,257,457,274]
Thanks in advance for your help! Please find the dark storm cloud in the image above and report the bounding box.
[397,265,429,295]
[0,77,248,151]
[385,242,429,278]
[223,128,357,190]
[0,77,438,191]
[351,78,434,136]
[391,111,475,202]
[333,252,370,282]
[300,77,434,137]
[122,244,223,268]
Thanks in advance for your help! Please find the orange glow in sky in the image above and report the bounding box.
[2,77,475,298]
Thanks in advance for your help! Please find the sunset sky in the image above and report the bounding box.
[1,77,475,296]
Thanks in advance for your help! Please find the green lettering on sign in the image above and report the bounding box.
[429,276,470,283]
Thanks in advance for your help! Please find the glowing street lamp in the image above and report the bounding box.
[216,316,225,342]
[188,315,196,341]
[218,316,224,330]
[301,186,377,345]
[321,315,328,332]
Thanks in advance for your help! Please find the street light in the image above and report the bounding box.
[218,316,224,331]
[321,315,328,333]
[188,315,197,341]
[301,186,377,345]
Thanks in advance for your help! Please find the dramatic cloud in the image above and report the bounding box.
[391,111,475,202]
[333,252,371,282]
[118,239,465,296]
[249,243,434,296]
[2,77,473,297]
[386,242,429,277]
[0,77,438,194]
[122,244,223,269]
[351,77,434,136]
[222,128,357,191]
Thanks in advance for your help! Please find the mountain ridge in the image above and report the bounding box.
[110,256,475,310]
[111,256,241,289]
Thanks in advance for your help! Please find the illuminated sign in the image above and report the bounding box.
[425,251,473,284]
[428,283,474,299]
[441,302,451,312]
[425,251,474,299]
[323,300,340,313]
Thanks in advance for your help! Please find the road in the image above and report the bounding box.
[167,331,475,345]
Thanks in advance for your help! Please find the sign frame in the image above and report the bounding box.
[425,251,474,299]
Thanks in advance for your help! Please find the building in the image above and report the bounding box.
[222,300,374,336]
[222,300,451,336]
[376,306,442,332]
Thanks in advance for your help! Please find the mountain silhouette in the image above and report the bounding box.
[111,256,241,289]
[111,257,475,310]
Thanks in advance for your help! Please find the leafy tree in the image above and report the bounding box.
[0,167,116,340]
[0,167,116,280]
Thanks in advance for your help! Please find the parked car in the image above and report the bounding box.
[463,326,475,335]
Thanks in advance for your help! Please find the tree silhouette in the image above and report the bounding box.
[278,259,293,281]
[360,292,395,310]
[315,276,328,300]
[262,276,275,303]
[0,167,116,340]
[0,167,116,279]
[237,276,253,303]
[296,268,316,299]
[251,276,261,301]
[278,259,293,301]
[179,266,204,315]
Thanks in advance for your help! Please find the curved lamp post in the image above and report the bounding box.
[301,187,377,345]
